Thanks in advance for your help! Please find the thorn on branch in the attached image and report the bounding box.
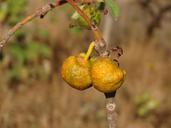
[0,0,105,50]
[0,2,59,50]
[38,3,56,18]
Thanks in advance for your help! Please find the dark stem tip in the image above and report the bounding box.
[104,91,116,98]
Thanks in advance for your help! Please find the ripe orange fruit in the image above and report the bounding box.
[61,54,92,90]
[91,57,126,93]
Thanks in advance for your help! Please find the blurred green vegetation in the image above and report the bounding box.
[134,92,159,117]
[0,0,27,25]
[0,0,52,83]
[5,40,52,82]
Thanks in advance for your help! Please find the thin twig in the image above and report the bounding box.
[66,0,108,56]
[105,92,117,128]
[103,14,113,46]
[106,98,117,128]
[0,0,98,50]
[0,2,59,50]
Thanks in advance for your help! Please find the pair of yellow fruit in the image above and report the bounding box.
[61,43,126,93]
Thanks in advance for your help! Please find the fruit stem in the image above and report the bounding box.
[105,92,117,128]
[66,0,107,51]
[85,41,95,60]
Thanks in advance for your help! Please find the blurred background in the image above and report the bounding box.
[0,0,171,128]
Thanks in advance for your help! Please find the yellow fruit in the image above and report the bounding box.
[91,57,126,93]
[61,54,92,90]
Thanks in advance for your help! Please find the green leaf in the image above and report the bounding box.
[26,41,51,61]
[7,0,27,25]
[105,0,120,19]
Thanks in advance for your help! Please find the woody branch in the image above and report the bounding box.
[0,0,101,50]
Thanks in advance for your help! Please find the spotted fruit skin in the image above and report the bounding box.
[91,57,126,93]
[61,55,92,90]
